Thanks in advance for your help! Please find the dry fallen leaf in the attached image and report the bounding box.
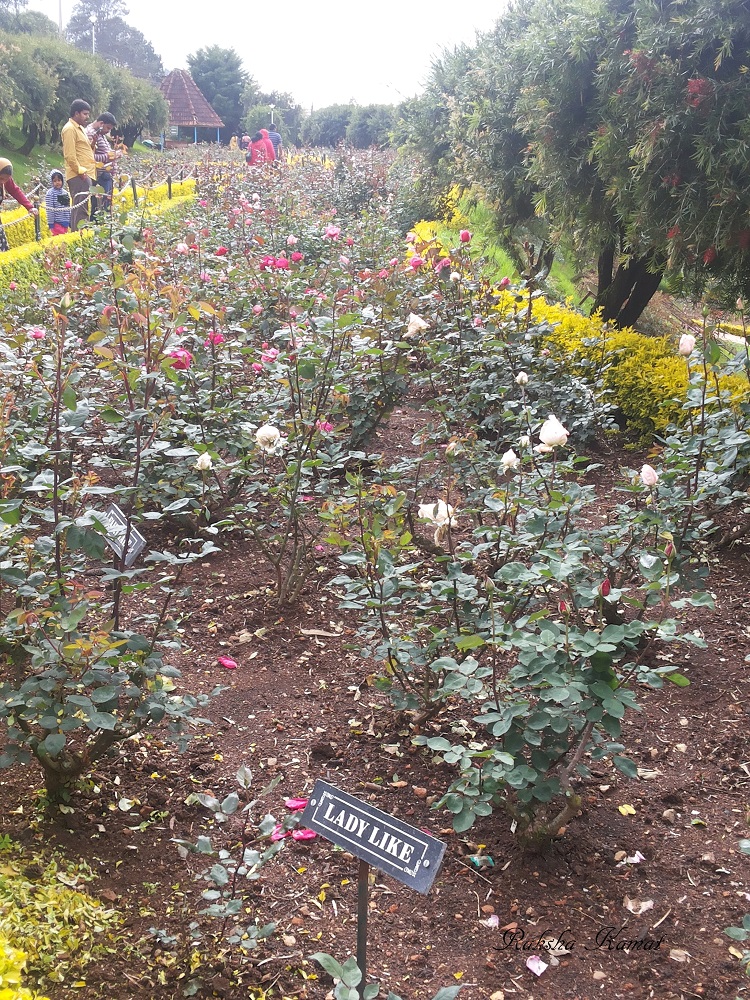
[669,948,691,963]
[624,896,654,916]
[618,803,637,816]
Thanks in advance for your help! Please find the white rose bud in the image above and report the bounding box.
[194,452,213,471]
[519,435,531,449]
[449,271,461,283]
[515,371,529,386]
[502,448,520,470]
[678,333,696,356]
[405,313,430,339]
[640,464,659,487]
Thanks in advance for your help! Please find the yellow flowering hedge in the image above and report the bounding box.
[1,182,195,289]
[530,299,749,434]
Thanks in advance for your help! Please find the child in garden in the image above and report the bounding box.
[45,169,71,235]
[0,158,38,251]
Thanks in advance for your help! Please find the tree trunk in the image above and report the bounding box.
[594,254,663,327]
[17,122,39,156]
[597,241,615,296]
[122,123,143,148]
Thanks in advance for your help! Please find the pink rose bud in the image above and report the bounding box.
[9,282,17,290]
[169,348,193,370]
[665,542,674,558]
[215,246,228,256]
[459,230,472,243]
[499,276,511,289]
[252,304,263,315]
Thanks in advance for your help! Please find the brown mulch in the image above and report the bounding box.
[2,402,749,1000]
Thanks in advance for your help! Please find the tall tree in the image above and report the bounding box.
[67,0,163,82]
[413,0,750,323]
[187,46,247,138]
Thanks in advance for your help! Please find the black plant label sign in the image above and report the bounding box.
[301,780,446,894]
[98,503,146,567]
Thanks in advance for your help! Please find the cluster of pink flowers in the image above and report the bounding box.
[259,255,292,271]
[315,419,334,433]
[204,332,225,347]
[261,344,280,363]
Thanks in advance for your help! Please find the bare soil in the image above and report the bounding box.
[2,400,749,1000]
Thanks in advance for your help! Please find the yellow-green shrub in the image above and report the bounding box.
[0,940,49,1000]
[532,299,750,435]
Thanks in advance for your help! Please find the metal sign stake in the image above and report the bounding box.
[356,858,369,999]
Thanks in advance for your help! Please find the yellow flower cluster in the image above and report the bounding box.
[0,938,49,1000]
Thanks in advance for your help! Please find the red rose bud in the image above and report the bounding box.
[600,579,611,597]
[665,542,674,558]
[558,600,568,614]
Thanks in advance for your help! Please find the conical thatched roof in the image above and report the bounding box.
[160,70,224,128]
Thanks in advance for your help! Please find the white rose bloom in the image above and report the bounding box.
[194,453,213,471]
[538,414,569,449]
[418,501,457,527]
[256,424,282,453]
[515,371,529,386]
[405,313,430,339]
[502,448,520,470]
[449,271,461,283]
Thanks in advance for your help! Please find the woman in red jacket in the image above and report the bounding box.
[246,132,267,166]
[259,129,276,163]
[0,158,38,252]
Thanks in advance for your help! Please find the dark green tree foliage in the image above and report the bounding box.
[345,104,396,148]
[187,45,248,138]
[67,0,163,81]
[412,0,750,323]
[300,104,352,147]
[0,28,167,153]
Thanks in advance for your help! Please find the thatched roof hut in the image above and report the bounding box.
[160,70,224,143]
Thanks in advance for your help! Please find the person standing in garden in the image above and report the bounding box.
[246,132,267,165]
[44,169,71,235]
[267,123,282,161]
[0,159,38,251]
[61,99,96,231]
[85,112,120,217]
[259,128,276,163]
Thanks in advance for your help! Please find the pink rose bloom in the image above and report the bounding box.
[175,325,188,334]
[499,276,511,289]
[64,260,74,269]
[274,257,290,270]
[291,252,304,263]
[286,235,299,245]
[284,797,308,811]
[435,257,452,271]
[291,828,317,841]
[199,199,207,207]
[9,282,17,291]
[346,237,354,246]
[217,656,238,669]
[232,207,241,215]
[51,276,60,283]
[252,304,263,315]
[324,224,341,240]
[472,315,484,328]
[215,246,228,256]
[204,332,225,347]
[459,230,472,243]
[261,347,280,363]
[378,269,389,279]
[339,255,350,266]
[389,258,399,267]
[199,272,210,282]
[289,308,299,318]
[169,348,193,370]
[29,329,45,340]
[405,232,416,243]
[251,362,263,372]
[315,419,334,433]
[409,256,425,269]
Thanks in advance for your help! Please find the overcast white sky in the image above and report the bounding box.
[25,0,505,108]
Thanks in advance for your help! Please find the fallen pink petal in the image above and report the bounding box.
[270,824,289,842]
[217,656,238,670]
[291,828,317,841]
[284,797,308,811]
[526,955,548,977]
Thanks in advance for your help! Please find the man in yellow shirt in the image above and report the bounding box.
[61,99,96,231]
